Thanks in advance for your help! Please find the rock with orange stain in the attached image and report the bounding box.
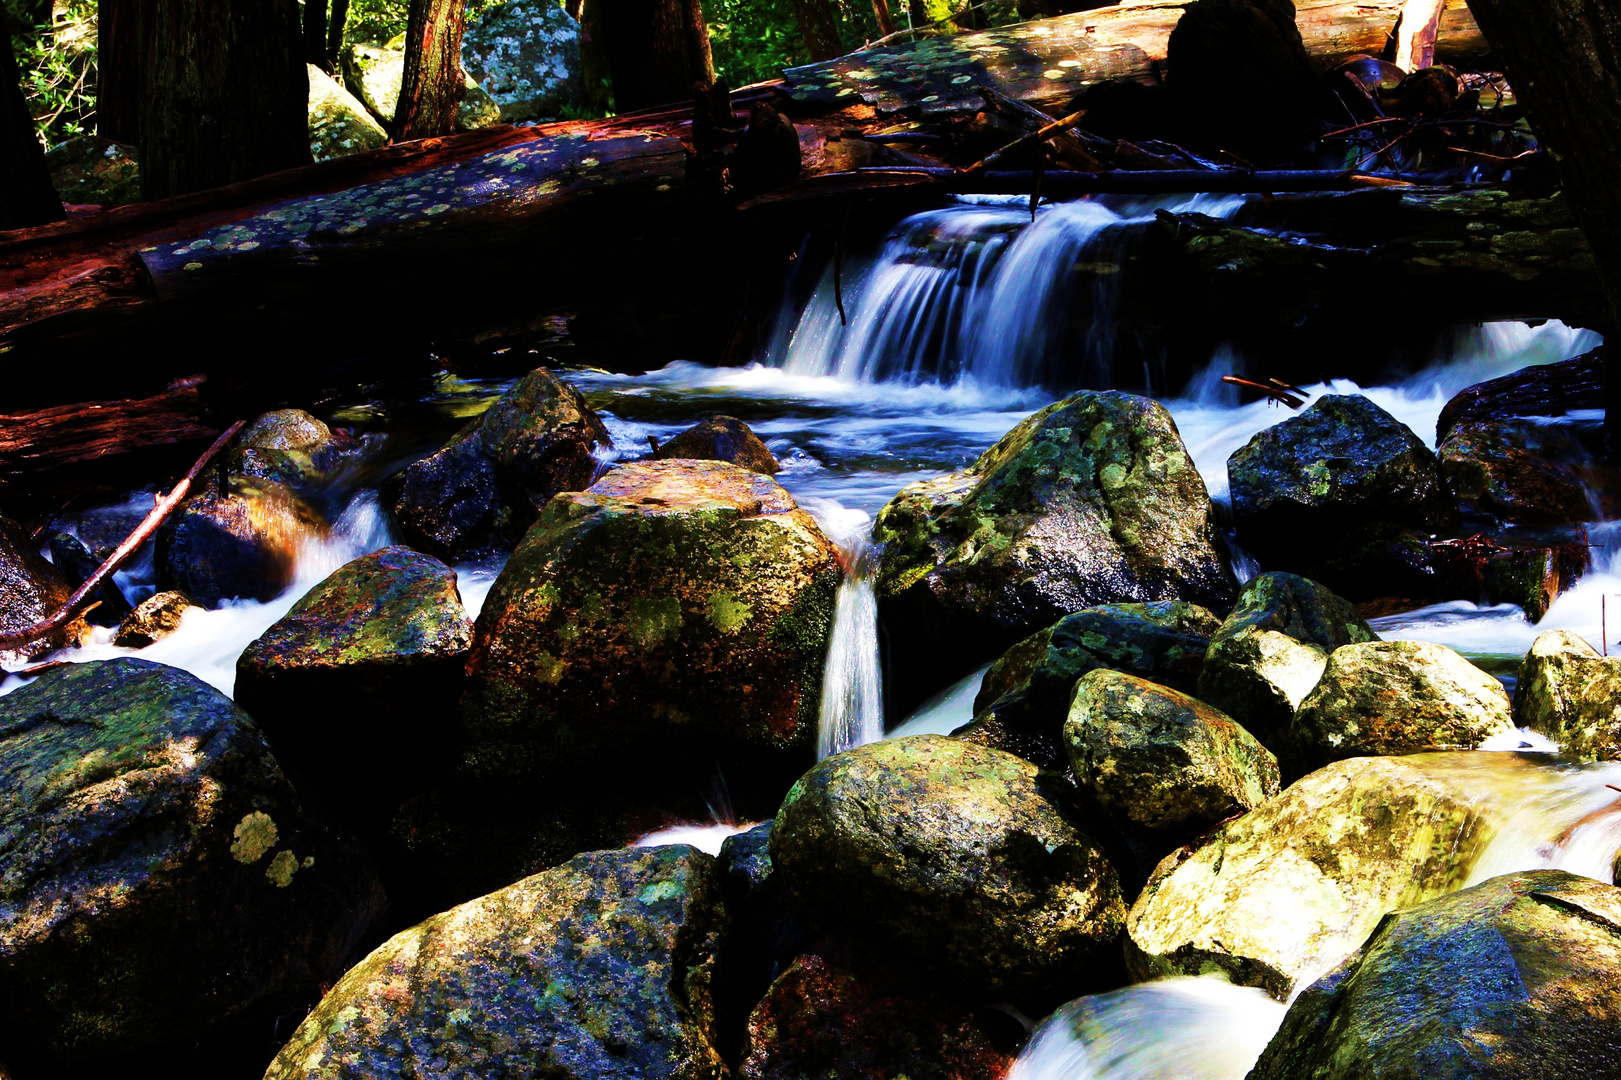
[155,476,327,607]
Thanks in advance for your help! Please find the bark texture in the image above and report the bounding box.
[394,0,467,139]
[596,0,715,111]
[97,0,146,144]
[792,0,845,61]
[303,0,330,69]
[1,34,63,230]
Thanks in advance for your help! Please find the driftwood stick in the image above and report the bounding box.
[963,109,1088,176]
[0,420,245,654]
[1222,375,1307,407]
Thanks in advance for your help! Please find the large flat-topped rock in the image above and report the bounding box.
[580,459,798,516]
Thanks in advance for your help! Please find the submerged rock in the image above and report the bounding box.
[307,63,389,160]
[462,0,585,122]
[958,601,1220,768]
[1196,571,1375,753]
[1065,670,1278,837]
[265,846,728,1080]
[113,589,194,648]
[1251,869,1621,1080]
[236,546,474,832]
[0,659,384,1068]
[1124,755,1490,997]
[771,735,1125,999]
[0,516,86,666]
[1289,640,1514,776]
[875,390,1236,714]
[155,477,326,607]
[658,415,780,474]
[1514,629,1621,760]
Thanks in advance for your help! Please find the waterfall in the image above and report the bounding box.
[800,497,884,759]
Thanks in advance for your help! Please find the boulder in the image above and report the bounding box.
[458,74,502,131]
[874,390,1236,715]
[0,659,384,1069]
[155,477,326,607]
[1435,347,1604,444]
[1196,571,1375,753]
[264,846,728,1080]
[387,367,611,560]
[1438,420,1593,525]
[1124,754,1490,998]
[46,530,132,627]
[114,590,194,648]
[1514,629,1621,759]
[342,43,501,131]
[1064,670,1279,837]
[230,407,361,490]
[43,135,141,208]
[771,735,1125,1000]
[1250,869,1621,1080]
[1228,394,1457,597]
[1289,640,1514,776]
[235,546,474,833]
[657,415,780,474]
[957,601,1220,768]
[0,516,86,666]
[307,63,389,160]
[462,0,585,122]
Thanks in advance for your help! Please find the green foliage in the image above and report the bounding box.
[7,0,96,149]
[344,0,504,46]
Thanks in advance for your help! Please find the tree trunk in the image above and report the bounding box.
[304,0,330,69]
[394,0,467,140]
[595,0,714,112]
[1463,0,1621,454]
[140,0,311,200]
[327,0,350,66]
[97,0,147,144]
[870,0,896,38]
[792,0,845,61]
[1,33,64,230]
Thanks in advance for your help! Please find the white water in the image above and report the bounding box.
[887,663,992,739]
[801,497,886,759]
[631,820,755,856]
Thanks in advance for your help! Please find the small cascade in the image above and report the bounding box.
[801,497,884,759]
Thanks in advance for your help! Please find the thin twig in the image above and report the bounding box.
[962,109,1087,176]
[1222,375,1306,408]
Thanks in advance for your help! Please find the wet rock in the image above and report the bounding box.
[308,63,389,160]
[387,367,610,560]
[240,408,333,450]
[1514,629,1621,760]
[0,516,86,666]
[46,530,131,627]
[771,735,1125,1000]
[1250,869,1621,1080]
[1290,640,1514,776]
[716,821,809,1015]
[875,390,1236,715]
[1438,419,1593,526]
[264,846,727,1080]
[43,135,141,208]
[113,590,194,648]
[1436,347,1604,443]
[957,600,1220,768]
[1196,571,1375,753]
[1065,669,1279,837]
[0,659,384,1070]
[462,0,585,122]
[1434,539,1587,622]
[230,407,351,490]
[155,477,326,607]
[1124,754,1490,997]
[740,941,1018,1080]
[1229,395,1457,597]
[236,546,474,833]
[657,415,780,474]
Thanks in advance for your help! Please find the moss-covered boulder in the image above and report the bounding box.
[0,659,384,1070]
[43,135,140,208]
[1065,670,1279,838]
[1513,629,1621,759]
[1250,869,1621,1080]
[1229,395,1457,597]
[771,735,1125,1000]
[0,515,86,666]
[1438,420,1593,526]
[1124,755,1490,997]
[264,846,728,1080]
[461,0,585,122]
[658,415,780,474]
[307,63,389,160]
[236,546,474,833]
[155,477,326,607]
[1196,571,1375,754]
[387,368,611,560]
[874,391,1236,715]
[1289,640,1514,777]
[229,407,356,491]
[957,601,1220,768]
[113,590,193,648]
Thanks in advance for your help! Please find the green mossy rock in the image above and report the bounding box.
[657,415,780,474]
[155,477,327,608]
[0,515,84,666]
[874,391,1236,714]
[958,601,1220,768]
[1514,629,1621,759]
[1250,869,1621,1080]
[461,0,585,122]
[0,659,384,1069]
[307,64,389,161]
[265,846,728,1080]
[1289,640,1513,777]
[1196,571,1375,754]
[1064,670,1279,836]
[44,135,141,208]
[236,546,474,833]
[1124,754,1491,998]
[113,590,194,648]
[230,408,354,490]
[1438,420,1593,526]
[771,735,1125,1000]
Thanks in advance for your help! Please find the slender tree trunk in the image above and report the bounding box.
[140,0,310,200]
[304,0,330,69]
[1,33,64,229]
[98,0,147,143]
[595,0,714,112]
[327,0,350,65]
[871,0,896,38]
[792,0,844,60]
[394,0,466,140]
[1465,0,1621,454]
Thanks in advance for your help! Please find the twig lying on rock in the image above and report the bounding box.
[962,109,1088,176]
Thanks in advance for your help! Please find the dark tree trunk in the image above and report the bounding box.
[303,0,330,69]
[792,0,844,60]
[1,33,64,230]
[870,0,896,38]
[1465,0,1621,455]
[98,0,147,143]
[140,0,311,200]
[327,0,350,66]
[394,0,466,140]
[596,0,714,112]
